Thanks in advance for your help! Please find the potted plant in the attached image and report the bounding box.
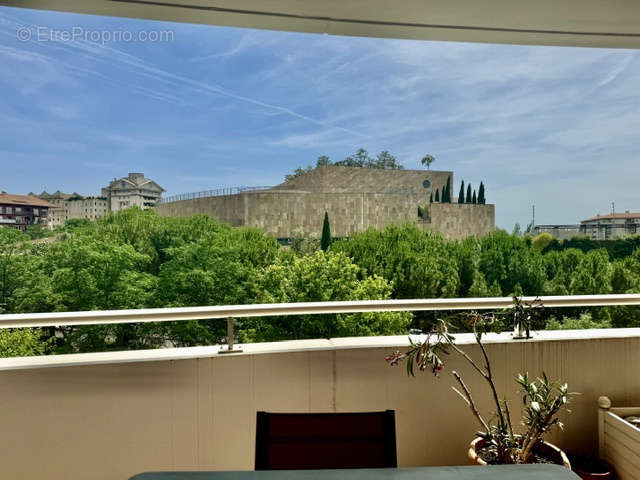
[385,299,576,468]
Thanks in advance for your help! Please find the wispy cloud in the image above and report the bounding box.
[1,7,640,228]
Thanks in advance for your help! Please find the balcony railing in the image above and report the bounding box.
[1,294,639,479]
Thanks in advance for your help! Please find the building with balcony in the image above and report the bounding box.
[0,193,56,232]
[35,190,74,228]
[101,172,165,212]
[581,212,640,240]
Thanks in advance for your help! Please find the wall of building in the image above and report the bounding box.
[157,193,494,240]
[0,330,638,479]
[426,203,495,240]
[65,197,109,222]
[275,166,452,195]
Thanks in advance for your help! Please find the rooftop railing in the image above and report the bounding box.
[160,186,273,204]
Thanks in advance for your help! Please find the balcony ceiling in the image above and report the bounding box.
[3,0,640,48]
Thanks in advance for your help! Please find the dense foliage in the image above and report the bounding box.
[285,148,404,181]
[1,210,639,357]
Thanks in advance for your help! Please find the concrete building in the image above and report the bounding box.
[101,173,164,212]
[156,166,495,240]
[0,193,56,232]
[36,190,75,228]
[532,224,581,240]
[65,196,109,222]
[581,211,640,240]
[35,191,108,227]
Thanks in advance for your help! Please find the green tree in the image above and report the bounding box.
[244,251,411,341]
[472,190,477,204]
[316,155,331,167]
[466,184,472,203]
[321,211,331,251]
[429,192,433,203]
[0,328,53,357]
[569,249,613,295]
[25,224,50,240]
[0,228,29,311]
[458,181,465,203]
[443,176,452,203]
[532,233,553,252]
[478,181,486,204]
[421,154,435,170]
[435,189,440,202]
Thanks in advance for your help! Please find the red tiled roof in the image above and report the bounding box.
[582,212,640,222]
[0,193,57,208]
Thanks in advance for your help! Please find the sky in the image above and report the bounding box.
[0,6,638,230]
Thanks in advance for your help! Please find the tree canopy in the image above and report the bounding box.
[2,209,640,357]
[285,149,404,181]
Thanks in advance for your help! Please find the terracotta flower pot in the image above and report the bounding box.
[468,437,572,469]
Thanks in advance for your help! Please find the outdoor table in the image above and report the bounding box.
[130,465,580,479]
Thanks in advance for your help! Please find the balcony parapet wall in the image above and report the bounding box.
[0,328,638,479]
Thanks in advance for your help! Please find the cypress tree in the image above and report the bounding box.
[466,184,472,203]
[429,192,433,203]
[472,190,477,204]
[478,181,486,204]
[321,211,331,251]
[435,189,440,202]
[458,180,465,203]
[444,176,452,203]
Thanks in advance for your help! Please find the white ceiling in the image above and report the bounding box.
[2,0,640,48]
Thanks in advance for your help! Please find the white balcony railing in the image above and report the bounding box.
[2,294,640,329]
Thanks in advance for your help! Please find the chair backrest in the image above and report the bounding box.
[254,410,397,470]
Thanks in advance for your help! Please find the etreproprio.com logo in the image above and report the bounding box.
[17,26,175,45]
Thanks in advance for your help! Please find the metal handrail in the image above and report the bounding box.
[160,186,273,204]
[2,294,640,329]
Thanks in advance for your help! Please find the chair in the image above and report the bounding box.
[254,410,397,470]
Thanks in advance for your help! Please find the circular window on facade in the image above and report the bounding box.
[422,179,431,189]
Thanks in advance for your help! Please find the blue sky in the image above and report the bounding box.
[1,6,639,230]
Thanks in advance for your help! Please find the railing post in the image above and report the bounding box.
[219,316,242,354]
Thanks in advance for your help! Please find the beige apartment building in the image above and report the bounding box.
[581,211,640,240]
[65,196,109,222]
[36,191,108,227]
[101,173,164,212]
[36,190,74,228]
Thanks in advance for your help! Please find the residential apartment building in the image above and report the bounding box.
[65,196,109,222]
[36,190,74,228]
[581,211,640,240]
[0,193,56,232]
[101,173,164,212]
[36,192,108,227]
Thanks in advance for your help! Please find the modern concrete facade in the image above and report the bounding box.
[581,212,640,240]
[0,193,56,232]
[101,173,164,212]
[156,166,495,240]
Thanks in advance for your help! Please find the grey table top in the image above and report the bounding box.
[130,465,580,480]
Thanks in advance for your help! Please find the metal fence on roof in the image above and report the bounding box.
[159,186,273,204]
